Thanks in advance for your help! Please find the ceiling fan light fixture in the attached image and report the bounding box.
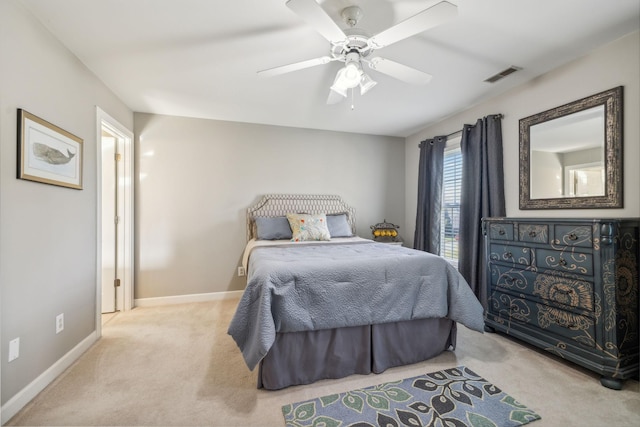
[359,73,377,95]
[330,83,348,97]
[330,68,349,97]
[331,60,363,96]
[342,62,362,88]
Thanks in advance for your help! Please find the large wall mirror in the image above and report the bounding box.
[519,86,623,209]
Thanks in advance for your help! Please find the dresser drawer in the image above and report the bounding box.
[553,225,593,248]
[487,291,535,325]
[488,222,514,241]
[518,224,549,244]
[536,248,594,276]
[532,272,595,312]
[489,244,531,266]
[490,264,594,312]
[488,291,596,348]
[490,263,533,293]
[535,302,596,348]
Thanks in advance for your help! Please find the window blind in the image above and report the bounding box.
[440,142,462,267]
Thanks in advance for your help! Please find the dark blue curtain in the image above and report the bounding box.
[458,114,505,305]
[414,136,447,253]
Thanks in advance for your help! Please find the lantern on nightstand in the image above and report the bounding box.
[370,219,402,243]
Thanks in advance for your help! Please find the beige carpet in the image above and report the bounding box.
[6,298,640,426]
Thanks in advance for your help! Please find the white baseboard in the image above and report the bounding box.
[134,290,243,307]
[1,331,98,425]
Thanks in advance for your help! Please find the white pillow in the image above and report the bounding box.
[286,213,331,242]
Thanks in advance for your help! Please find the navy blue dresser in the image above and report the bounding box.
[482,218,639,389]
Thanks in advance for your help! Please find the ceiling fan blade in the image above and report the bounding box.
[369,1,457,49]
[367,57,433,85]
[286,0,347,44]
[258,56,334,77]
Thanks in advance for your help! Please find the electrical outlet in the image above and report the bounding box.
[56,313,64,334]
[237,266,246,277]
[9,337,20,362]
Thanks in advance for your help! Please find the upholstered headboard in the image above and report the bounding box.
[246,194,356,241]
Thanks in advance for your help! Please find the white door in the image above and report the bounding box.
[101,129,124,312]
[98,108,134,316]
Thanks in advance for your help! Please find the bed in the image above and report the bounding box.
[228,194,485,390]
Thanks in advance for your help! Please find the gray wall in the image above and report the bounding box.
[530,150,563,199]
[0,0,133,404]
[562,147,603,166]
[404,31,640,247]
[134,113,405,298]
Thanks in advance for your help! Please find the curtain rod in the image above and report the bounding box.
[419,114,503,146]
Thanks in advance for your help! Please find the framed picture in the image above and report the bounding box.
[17,109,83,190]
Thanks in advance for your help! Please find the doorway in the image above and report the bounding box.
[96,108,134,331]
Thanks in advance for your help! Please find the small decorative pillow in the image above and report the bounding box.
[255,216,292,240]
[327,213,353,237]
[286,213,331,242]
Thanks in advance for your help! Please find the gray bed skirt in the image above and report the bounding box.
[257,318,457,389]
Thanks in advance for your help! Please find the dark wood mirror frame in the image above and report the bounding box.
[519,86,623,209]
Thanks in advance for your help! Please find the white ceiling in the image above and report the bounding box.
[20,0,640,137]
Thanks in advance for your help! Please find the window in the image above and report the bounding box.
[440,137,462,267]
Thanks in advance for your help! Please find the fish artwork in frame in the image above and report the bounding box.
[17,109,83,190]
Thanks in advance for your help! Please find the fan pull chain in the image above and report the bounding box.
[350,88,355,110]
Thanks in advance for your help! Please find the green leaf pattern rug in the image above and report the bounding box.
[282,366,541,427]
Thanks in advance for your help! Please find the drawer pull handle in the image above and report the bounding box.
[499,230,506,235]
[559,258,567,266]
[568,233,578,241]
[555,288,573,295]
[528,231,537,237]
[567,323,578,329]
[505,252,513,259]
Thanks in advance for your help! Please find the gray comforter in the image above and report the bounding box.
[228,240,485,370]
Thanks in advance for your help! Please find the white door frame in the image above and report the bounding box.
[96,107,134,336]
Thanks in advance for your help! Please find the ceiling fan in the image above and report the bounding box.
[258,0,458,104]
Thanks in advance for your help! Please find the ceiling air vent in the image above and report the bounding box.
[484,66,521,83]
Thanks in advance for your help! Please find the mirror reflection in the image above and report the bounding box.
[529,105,604,199]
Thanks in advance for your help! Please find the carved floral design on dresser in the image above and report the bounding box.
[491,293,531,324]
[536,304,595,343]
[545,341,568,357]
[533,273,594,311]
[489,223,512,240]
[551,225,593,247]
[610,240,638,351]
[518,224,548,243]
[489,246,531,266]
[540,250,591,275]
[615,250,638,309]
[602,258,618,333]
[491,266,527,291]
[593,291,603,320]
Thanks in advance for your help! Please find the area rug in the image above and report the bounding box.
[282,366,541,427]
